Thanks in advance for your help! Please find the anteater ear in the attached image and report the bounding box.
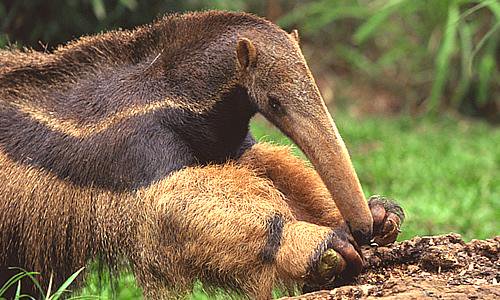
[290,29,300,43]
[236,38,257,70]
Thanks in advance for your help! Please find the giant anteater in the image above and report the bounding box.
[0,10,404,299]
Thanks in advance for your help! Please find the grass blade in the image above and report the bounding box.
[335,44,378,76]
[307,5,369,33]
[459,0,495,21]
[477,47,496,105]
[485,0,500,19]
[66,296,100,300]
[278,0,369,33]
[118,0,138,11]
[470,22,500,67]
[16,270,45,298]
[14,281,21,300]
[0,273,26,296]
[48,267,85,300]
[451,21,473,106]
[353,0,407,44]
[90,0,106,20]
[428,2,460,112]
[0,270,40,298]
[45,273,53,299]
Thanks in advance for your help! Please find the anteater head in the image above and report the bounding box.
[235,29,372,244]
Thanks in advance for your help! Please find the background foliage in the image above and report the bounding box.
[280,0,500,118]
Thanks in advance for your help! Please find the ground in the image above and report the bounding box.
[282,234,499,299]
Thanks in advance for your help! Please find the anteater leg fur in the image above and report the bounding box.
[239,143,346,229]
[133,163,338,299]
[0,150,145,298]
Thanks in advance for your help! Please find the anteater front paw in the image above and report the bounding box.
[368,195,405,246]
[303,229,363,293]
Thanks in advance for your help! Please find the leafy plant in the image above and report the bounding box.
[280,0,500,115]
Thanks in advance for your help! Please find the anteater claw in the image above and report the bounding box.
[368,195,405,246]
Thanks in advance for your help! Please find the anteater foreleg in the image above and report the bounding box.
[238,143,346,229]
[133,163,341,299]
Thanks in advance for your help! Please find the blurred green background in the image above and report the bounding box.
[1,0,498,299]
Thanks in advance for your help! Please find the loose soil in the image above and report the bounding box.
[282,234,499,299]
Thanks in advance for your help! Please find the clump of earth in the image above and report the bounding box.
[282,234,499,299]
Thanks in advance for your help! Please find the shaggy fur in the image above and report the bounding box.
[0,146,340,299]
[0,10,403,299]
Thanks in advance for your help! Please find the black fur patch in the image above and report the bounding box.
[260,214,284,263]
[308,230,337,272]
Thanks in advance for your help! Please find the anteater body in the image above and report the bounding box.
[0,11,403,299]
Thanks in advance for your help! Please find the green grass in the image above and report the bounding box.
[78,268,141,300]
[39,112,500,299]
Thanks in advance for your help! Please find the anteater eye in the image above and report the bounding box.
[268,96,282,111]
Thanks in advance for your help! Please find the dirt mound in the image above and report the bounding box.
[283,234,499,299]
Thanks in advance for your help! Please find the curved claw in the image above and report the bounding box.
[368,195,405,246]
[329,229,364,278]
[373,213,401,245]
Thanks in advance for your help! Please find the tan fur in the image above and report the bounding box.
[289,29,300,43]
[0,143,338,299]
[239,143,345,229]
[0,149,143,289]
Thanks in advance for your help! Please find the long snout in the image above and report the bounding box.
[278,104,373,243]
